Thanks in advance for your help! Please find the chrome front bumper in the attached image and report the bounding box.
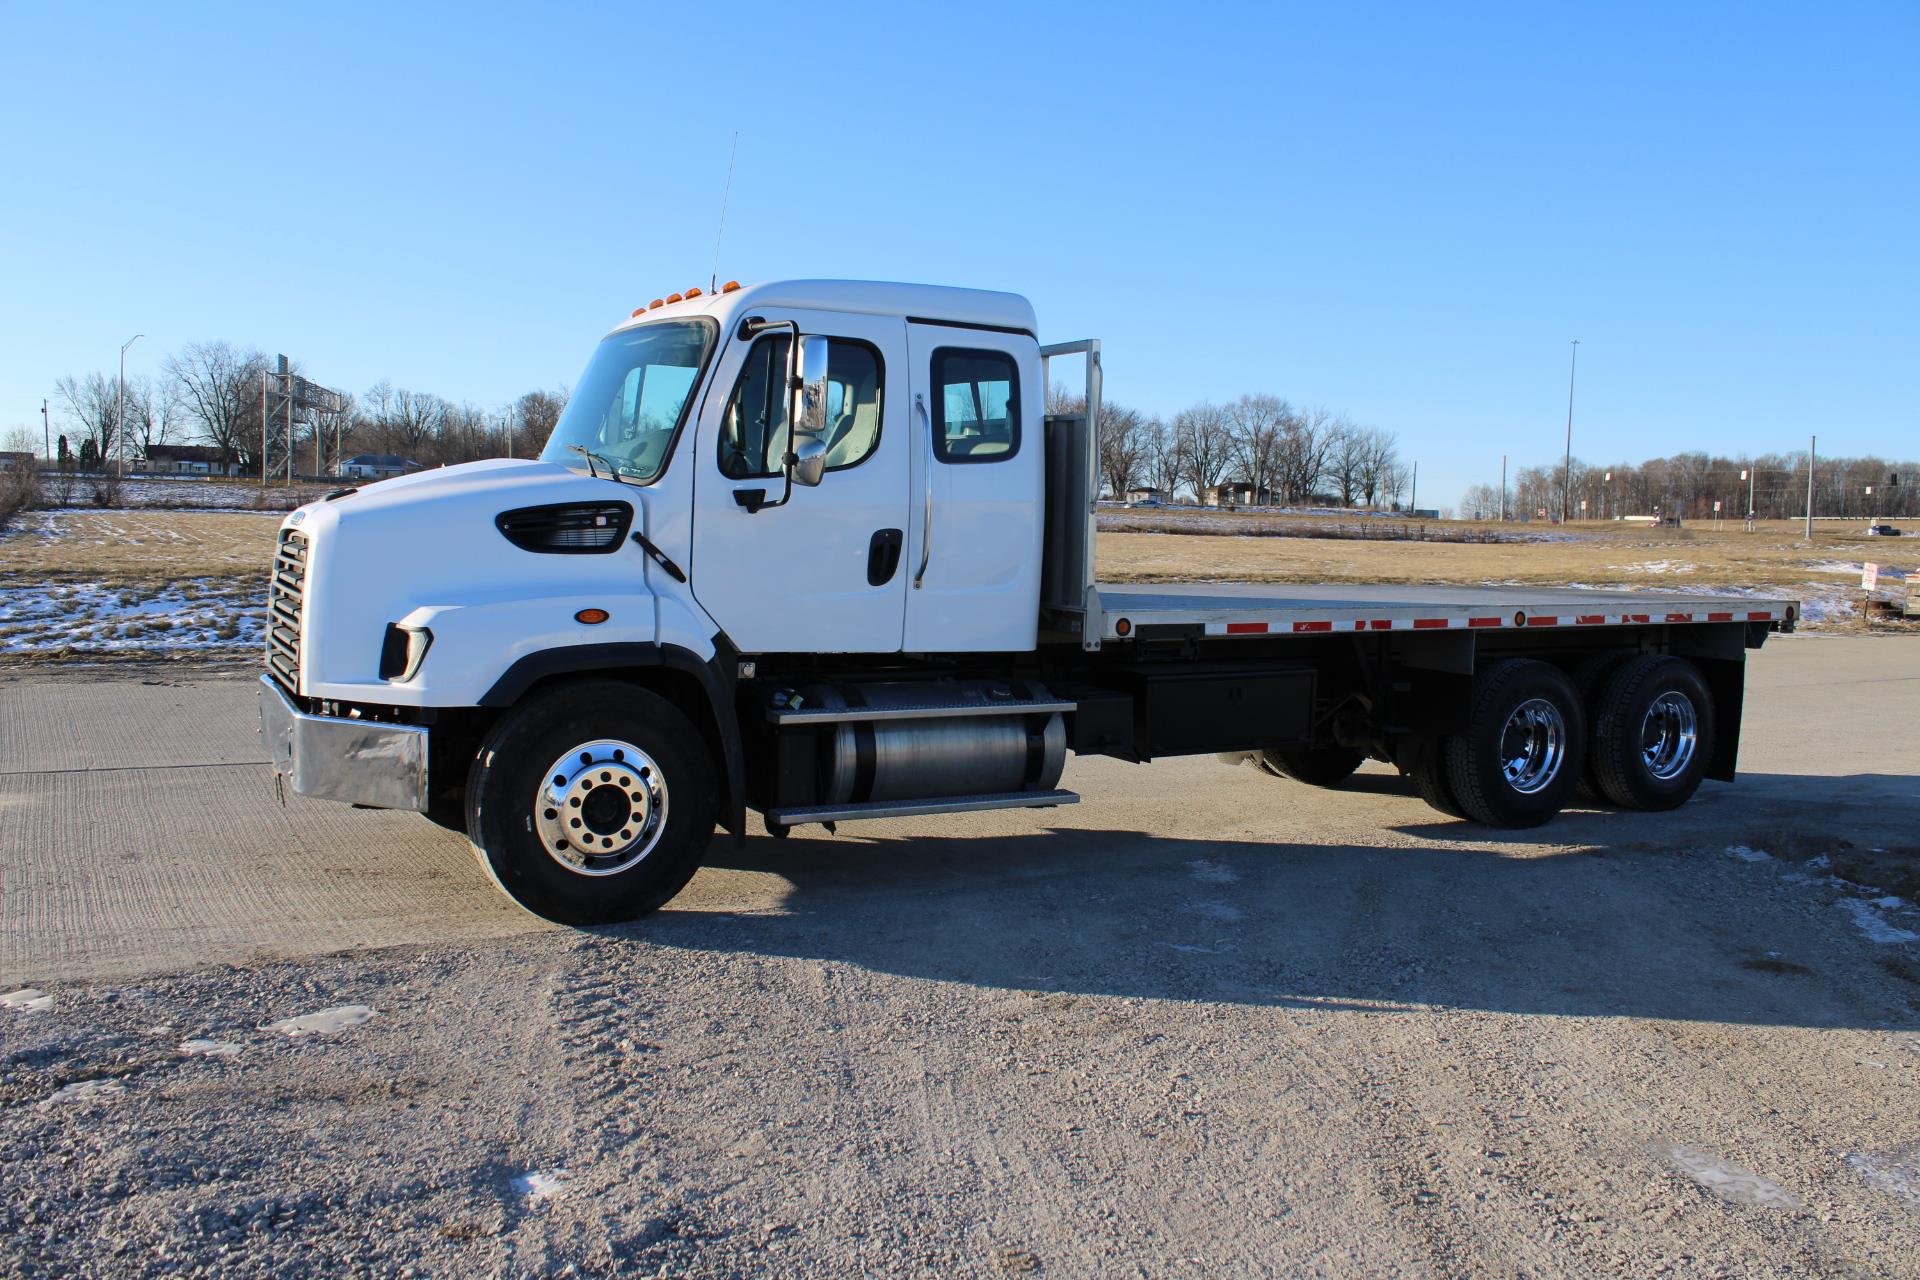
[257,676,429,811]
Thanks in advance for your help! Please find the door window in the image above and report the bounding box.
[930,348,1019,463]
[719,336,883,479]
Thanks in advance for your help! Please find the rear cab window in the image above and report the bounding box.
[930,348,1019,463]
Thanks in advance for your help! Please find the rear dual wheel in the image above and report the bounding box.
[1442,659,1586,828]
[1587,655,1713,811]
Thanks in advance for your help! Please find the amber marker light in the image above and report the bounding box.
[574,608,610,625]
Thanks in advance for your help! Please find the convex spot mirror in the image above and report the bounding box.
[789,334,831,487]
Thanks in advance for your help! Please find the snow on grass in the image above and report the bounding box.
[0,577,263,652]
[513,1170,570,1201]
[3,988,54,1013]
[1606,559,1698,574]
[40,1080,126,1109]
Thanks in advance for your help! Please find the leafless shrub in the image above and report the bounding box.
[0,461,42,532]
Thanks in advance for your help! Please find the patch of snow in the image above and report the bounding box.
[2,988,53,1013]
[1607,559,1698,574]
[1725,845,1772,863]
[1186,859,1240,884]
[41,1080,126,1109]
[1847,1152,1920,1213]
[1839,900,1920,945]
[1657,1144,1801,1209]
[180,1038,242,1058]
[0,577,264,653]
[263,1005,377,1037]
[514,1169,569,1201]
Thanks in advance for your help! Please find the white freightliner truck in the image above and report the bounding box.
[260,280,1798,923]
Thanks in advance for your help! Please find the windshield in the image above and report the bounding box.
[540,320,716,482]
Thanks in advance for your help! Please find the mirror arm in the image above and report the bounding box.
[732,318,800,513]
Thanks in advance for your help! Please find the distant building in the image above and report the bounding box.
[144,444,236,475]
[1201,482,1276,508]
[1126,485,1169,505]
[341,454,421,479]
[0,451,34,468]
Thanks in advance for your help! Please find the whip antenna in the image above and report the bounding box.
[711,131,739,294]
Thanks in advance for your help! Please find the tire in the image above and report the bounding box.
[1564,652,1626,803]
[1256,746,1366,788]
[1589,655,1713,811]
[465,681,717,924]
[1410,740,1468,819]
[1445,659,1586,828]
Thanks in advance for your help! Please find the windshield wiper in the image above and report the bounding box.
[566,443,627,485]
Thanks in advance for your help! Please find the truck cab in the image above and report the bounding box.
[261,279,1793,924]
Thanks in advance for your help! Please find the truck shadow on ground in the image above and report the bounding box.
[621,773,1920,1032]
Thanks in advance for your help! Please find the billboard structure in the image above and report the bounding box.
[259,355,351,484]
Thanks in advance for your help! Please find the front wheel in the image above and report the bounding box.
[1445,659,1586,828]
[465,681,716,924]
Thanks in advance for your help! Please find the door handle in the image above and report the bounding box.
[914,393,933,589]
[868,529,904,586]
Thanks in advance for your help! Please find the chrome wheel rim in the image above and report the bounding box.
[1500,697,1566,794]
[1640,691,1698,781]
[533,739,668,877]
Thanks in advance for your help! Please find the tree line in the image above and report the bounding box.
[1459,451,1919,523]
[28,341,567,476]
[1066,387,1409,508]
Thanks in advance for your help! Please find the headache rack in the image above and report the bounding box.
[266,527,307,694]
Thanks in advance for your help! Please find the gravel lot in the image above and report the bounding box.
[2,637,1918,1277]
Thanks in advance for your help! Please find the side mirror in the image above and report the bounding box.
[791,437,828,488]
[791,334,830,441]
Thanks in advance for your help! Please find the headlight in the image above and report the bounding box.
[495,502,633,554]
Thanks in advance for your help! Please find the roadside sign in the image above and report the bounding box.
[1862,563,1879,591]
[1713,500,1722,512]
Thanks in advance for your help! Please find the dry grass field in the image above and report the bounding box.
[0,506,1912,661]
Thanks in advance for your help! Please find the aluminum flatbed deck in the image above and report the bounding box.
[1089,583,1798,643]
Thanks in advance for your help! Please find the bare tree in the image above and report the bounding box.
[1098,402,1149,498]
[122,375,183,461]
[2,426,39,455]
[166,341,270,473]
[1225,394,1290,502]
[1355,426,1398,508]
[1142,417,1183,496]
[513,389,568,454]
[1278,406,1338,503]
[53,373,122,464]
[1173,402,1234,500]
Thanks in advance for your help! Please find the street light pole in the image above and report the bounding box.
[117,334,143,476]
[42,398,51,463]
[1561,339,1579,523]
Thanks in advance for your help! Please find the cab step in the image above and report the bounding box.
[763,789,1079,826]
[767,696,1073,725]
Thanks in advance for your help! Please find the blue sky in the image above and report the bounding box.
[4,2,1914,507]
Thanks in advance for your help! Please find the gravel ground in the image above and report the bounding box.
[1,640,1917,1277]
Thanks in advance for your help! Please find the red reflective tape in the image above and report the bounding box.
[1746,610,1772,621]
[1627,614,1650,624]
[1372,619,1394,631]
[1467,616,1502,628]
[1526,615,1558,627]
[1707,611,1733,622]
[1665,612,1693,623]
[1576,615,1606,625]
[1292,620,1333,633]
[1225,622,1268,634]
[1412,618,1449,629]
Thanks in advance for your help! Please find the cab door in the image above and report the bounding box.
[689,308,908,654]
[902,324,1045,651]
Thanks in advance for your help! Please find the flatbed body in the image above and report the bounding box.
[1087,582,1797,641]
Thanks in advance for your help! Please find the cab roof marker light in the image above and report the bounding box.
[647,299,665,310]
[721,280,741,293]
[665,292,683,304]
[684,287,703,298]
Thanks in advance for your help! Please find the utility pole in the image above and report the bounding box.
[1500,454,1507,521]
[260,369,269,487]
[117,334,143,476]
[42,398,51,463]
[1744,466,1754,533]
[1410,460,1418,515]
[1561,339,1579,523]
[1804,435,1816,540]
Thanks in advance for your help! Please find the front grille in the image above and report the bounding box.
[266,528,307,694]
